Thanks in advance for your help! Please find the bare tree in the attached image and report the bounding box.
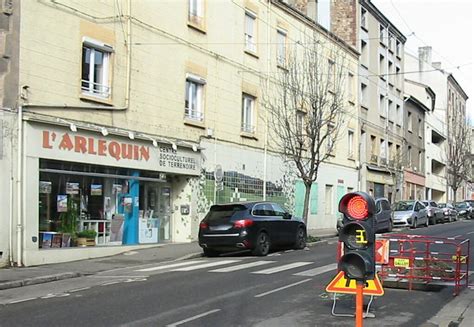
[446,107,472,203]
[386,146,405,204]
[263,34,349,225]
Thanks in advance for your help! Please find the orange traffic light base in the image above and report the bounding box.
[356,281,364,327]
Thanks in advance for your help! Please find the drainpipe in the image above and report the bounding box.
[9,159,14,266]
[16,105,23,267]
[262,0,271,201]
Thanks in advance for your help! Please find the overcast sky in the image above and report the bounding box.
[371,0,473,123]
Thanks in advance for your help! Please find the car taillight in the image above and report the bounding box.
[199,222,208,229]
[233,219,254,228]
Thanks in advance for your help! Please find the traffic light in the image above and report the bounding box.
[338,192,376,281]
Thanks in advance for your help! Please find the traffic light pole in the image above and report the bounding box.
[355,281,364,327]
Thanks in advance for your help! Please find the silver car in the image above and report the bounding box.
[393,200,428,228]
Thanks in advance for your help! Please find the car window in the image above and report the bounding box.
[253,203,274,216]
[422,201,429,207]
[430,202,437,207]
[376,201,382,213]
[438,203,446,208]
[271,203,286,217]
[455,202,468,209]
[394,201,414,211]
[206,204,247,221]
[381,200,391,211]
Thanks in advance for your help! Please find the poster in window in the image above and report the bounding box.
[66,182,80,195]
[39,181,52,194]
[91,184,102,196]
[57,195,68,212]
[51,234,62,248]
[41,232,53,248]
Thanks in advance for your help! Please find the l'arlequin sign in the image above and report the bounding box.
[42,130,150,162]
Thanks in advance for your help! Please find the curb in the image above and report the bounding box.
[0,272,82,291]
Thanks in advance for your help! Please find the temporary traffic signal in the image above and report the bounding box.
[338,192,376,281]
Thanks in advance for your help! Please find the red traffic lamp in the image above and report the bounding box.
[338,192,376,281]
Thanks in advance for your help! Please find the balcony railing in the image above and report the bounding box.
[370,154,378,164]
[241,123,255,134]
[185,108,204,122]
[81,80,111,98]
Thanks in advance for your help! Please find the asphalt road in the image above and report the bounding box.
[0,220,473,327]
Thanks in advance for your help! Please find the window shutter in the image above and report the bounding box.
[294,180,305,217]
[310,183,318,214]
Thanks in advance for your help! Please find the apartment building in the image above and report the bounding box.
[405,47,469,202]
[0,0,358,266]
[356,0,406,201]
[403,80,433,200]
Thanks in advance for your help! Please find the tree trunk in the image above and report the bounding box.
[302,182,312,226]
[453,187,458,204]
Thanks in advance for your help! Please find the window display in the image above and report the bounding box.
[38,159,171,249]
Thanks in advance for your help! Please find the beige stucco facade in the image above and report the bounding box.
[1,0,360,266]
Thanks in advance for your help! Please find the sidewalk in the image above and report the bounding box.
[0,228,337,291]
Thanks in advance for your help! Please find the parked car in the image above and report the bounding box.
[438,203,458,222]
[336,197,393,233]
[198,202,307,256]
[421,200,444,224]
[455,201,474,219]
[392,200,428,228]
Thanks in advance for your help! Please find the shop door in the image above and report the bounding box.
[158,186,172,241]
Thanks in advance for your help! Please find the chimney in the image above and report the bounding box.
[432,62,442,69]
[418,46,432,65]
[307,0,317,22]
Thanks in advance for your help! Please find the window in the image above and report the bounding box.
[327,124,335,151]
[379,94,386,117]
[408,112,413,131]
[396,40,401,56]
[407,145,412,166]
[296,110,305,136]
[81,38,112,98]
[317,0,331,30]
[388,142,393,161]
[325,185,333,215]
[418,118,423,138]
[418,151,423,171]
[388,34,394,51]
[395,66,401,86]
[380,139,387,159]
[379,54,386,77]
[379,25,385,43]
[277,29,287,66]
[242,94,255,133]
[370,135,377,155]
[360,40,368,67]
[347,72,355,102]
[361,8,367,29]
[360,83,368,107]
[348,130,354,158]
[388,61,394,85]
[271,203,287,217]
[245,11,257,53]
[185,75,205,121]
[253,203,274,216]
[188,0,204,24]
[388,99,394,122]
[396,104,401,125]
[328,60,335,90]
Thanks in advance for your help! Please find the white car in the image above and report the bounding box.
[393,200,428,228]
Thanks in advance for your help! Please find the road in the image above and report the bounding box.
[0,220,473,326]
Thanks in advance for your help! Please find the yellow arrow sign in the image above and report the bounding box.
[326,271,384,296]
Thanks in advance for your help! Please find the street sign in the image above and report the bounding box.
[326,271,384,296]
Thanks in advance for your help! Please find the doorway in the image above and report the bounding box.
[140,183,172,243]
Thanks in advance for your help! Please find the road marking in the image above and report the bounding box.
[69,287,91,293]
[172,260,241,271]
[209,261,275,272]
[254,278,312,298]
[293,263,338,277]
[467,231,474,235]
[135,260,205,272]
[8,297,37,304]
[166,309,221,327]
[252,262,313,274]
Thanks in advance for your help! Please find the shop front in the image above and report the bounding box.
[403,170,425,200]
[23,120,201,265]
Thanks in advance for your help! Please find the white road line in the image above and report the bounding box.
[467,231,474,235]
[69,287,91,293]
[135,260,205,272]
[8,297,37,304]
[209,261,275,273]
[166,309,221,327]
[254,278,312,298]
[252,262,313,275]
[293,263,338,277]
[172,260,241,271]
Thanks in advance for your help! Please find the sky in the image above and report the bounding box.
[371,0,473,123]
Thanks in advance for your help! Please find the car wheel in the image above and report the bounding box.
[253,232,270,256]
[203,248,220,257]
[412,218,418,229]
[424,217,429,227]
[294,227,306,250]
